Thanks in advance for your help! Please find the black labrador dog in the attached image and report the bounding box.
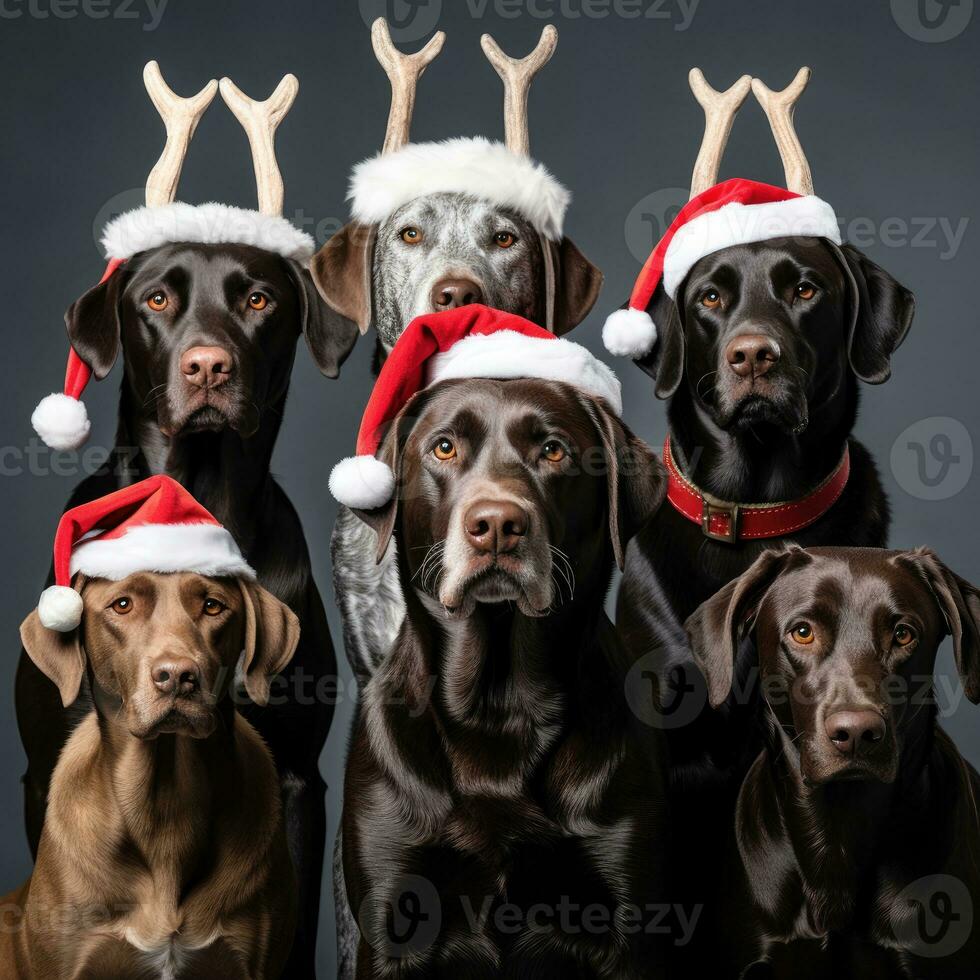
[687,546,980,978]
[343,377,670,978]
[615,237,915,970]
[19,241,358,975]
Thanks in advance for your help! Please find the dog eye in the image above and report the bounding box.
[795,281,817,301]
[110,596,134,615]
[893,624,916,647]
[400,227,423,245]
[542,440,566,462]
[147,292,168,312]
[790,622,815,645]
[203,598,226,616]
[700,289,721,309]
[248,292,269,311]
[494,231,516,249]
[433,438,457,461]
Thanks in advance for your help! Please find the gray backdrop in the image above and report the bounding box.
[1,0,977,975]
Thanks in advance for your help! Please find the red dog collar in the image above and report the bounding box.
[663,437,851,544]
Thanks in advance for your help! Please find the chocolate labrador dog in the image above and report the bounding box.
[18,241,357,974]
[342,378,670,978]
[687,546,980,978]
[6,570,300,978]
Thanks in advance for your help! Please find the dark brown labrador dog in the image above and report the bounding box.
[6,571,299,978]
[19,242,357,975]
[687,546,980,978]
[342,378,670,978]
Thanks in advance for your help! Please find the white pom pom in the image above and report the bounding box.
[602,307,658,359]
[32,394,90,450]
[329,455,395,510]
[38,585,83,632]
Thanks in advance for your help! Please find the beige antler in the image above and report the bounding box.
[481,24,558,157]
[143,61,218,208]
[219,74,299,216]
[752,68,814,196]
[688,68,752,199]
[371,17,446,155]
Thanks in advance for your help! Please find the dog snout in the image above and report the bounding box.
[725,334,780,379]
[151,656,200,697]
[430,278,484,311]
[464,499,528,555]
[823,708,886,757]
[180,346,233,389]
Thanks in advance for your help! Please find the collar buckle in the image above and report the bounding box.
[702,500,739,544]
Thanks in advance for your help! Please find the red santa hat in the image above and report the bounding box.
[348,136,569,241]
[37,474,254,632]
[329,304,621,510]
[602,178,841,359]
[31,204,315,452]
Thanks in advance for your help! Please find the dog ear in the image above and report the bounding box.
[583,396,667,571]
[285,259,359,379]
[548,236,603,336]
[632,281,685,399]
[897,548,980,704]
[65,270,125,380]
[831,242,915,385]
[310,222,376,336]
[239,580,300,707]
[685,547,804,708]
[20,605,86,708]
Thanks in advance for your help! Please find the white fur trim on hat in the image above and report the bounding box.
[38,585,83,632]
[32,393,91,451]
[663,195,841,298]
[348,137,570,240]
[101,202,315,261]
[427,330,623,416]
[602,307,657,359]
[329,456,396,510]
[69,523,255,581]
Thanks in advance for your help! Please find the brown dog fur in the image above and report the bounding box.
[2,572,299,979]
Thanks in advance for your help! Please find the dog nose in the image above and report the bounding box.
[824,709,886,756]
[180,346,233,388]
[464,500,528,555]
[725,334,780,378]
[151,657,200,697]
[430,278,484,311]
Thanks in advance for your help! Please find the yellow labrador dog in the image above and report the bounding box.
[3,570,299,979]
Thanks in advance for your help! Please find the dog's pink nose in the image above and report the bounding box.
[430,278,484,311]
[725,334,780,379]
[824,709,885,755]
[180,346,232,388]
[151,657,200,697]
[464,500,528,555]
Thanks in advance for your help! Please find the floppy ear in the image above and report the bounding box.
[632,281,685,399]
[582,395,667,571]
[898,548,980,704]
[239,581,300,707]
[548,236,604,336]
[65,270,125,380]
[830,242,915,385]
[310,222,376,335]
[685,547,804,708]
[20,606,86,708]
[285,259,359,378]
